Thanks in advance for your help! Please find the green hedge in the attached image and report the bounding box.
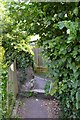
[31,2,80,118]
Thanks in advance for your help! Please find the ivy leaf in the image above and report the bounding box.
[50,86,57,96]
[49,82,58,96]
[73,7,78,16]
[66,100,70,108]
[76,90,80,102]
[58,22,64,30]
[67,29,70,34]
[76,101,80,109]
[67,36,74,43]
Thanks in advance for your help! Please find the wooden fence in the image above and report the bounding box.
[33,47,43,66]
[33,47,48,73]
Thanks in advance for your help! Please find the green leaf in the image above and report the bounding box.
[49,82,58,96]
[66,100,70,108]
[58,22,64,30]
[67,36,73,41]
[50,86,57,96]
[76,90,80,102]
[76,101,80,109]
[73,7,78,16]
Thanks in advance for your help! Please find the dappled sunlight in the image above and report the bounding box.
[30,34,40,42]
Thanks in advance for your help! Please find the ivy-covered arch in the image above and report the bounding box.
[1,1,80,119]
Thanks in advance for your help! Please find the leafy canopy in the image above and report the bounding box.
[1,1,80,118]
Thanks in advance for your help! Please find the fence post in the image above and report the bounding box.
[7,60,18,115]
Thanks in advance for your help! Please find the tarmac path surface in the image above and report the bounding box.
[17,96,60,118]
[12,76,60,118]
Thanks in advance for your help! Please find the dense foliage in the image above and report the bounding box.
[31,2,80,118]
[1,1,80,118]
[0,45,8,119]
[0,1,34,118]
[0,1,8,119]
[2,2,34,67]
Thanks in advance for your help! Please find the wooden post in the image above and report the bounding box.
[33,47,39,66]
[8,60,18,97]
[7,60,18,115]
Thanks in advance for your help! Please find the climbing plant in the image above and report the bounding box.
[2,1,35,85]
[1,1,80,118]
[2,2,34,67]
[0,1,34,118]
[0,1,8,118]
[30,2,80,118]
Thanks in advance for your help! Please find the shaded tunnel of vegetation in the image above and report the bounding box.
[0,1,80,119]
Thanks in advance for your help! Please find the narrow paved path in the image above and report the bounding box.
[12,76,61,118]
[16,97,60,118]
[17,97,48,118]
[21,75,48,92]
[34,75,48,89]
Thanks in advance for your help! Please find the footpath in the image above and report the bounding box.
[12,76,60,118]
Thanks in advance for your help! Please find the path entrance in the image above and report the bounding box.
[12,75,61,118]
